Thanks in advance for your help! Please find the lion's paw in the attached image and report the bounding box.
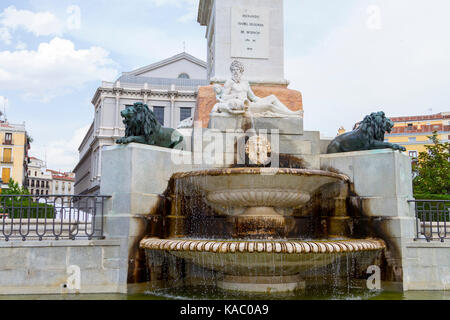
[393,144,406,151]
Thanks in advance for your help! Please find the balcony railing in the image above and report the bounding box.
[0,195,110,241]
[410,199,450,242]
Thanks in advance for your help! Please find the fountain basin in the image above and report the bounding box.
[173,168,349,237]
[141,238,386,293]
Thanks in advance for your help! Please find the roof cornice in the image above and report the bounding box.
[198,0,213,26]
[124,52,207,77]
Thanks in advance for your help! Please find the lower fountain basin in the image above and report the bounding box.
[141,238,386,293]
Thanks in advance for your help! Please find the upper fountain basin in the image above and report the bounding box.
[172,168,349,216]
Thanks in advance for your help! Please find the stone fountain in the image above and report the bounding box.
[140,167,385,292]
[99,0,417,296]
[139,60,386,293]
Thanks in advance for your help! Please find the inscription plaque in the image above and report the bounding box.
[231,6,270,59]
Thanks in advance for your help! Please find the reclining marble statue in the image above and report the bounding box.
[211,60,302,118]
[116,102,184,149]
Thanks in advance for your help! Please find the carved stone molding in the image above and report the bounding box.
[140,238,386,254]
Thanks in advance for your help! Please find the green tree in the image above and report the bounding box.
[413,132,450,195]
[1,179,54,218]
[1,179,30,197]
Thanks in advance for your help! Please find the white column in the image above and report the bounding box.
[144,83,149,104]
[170,84,176,128]
[115,93,120,136]
[98,145,102,179]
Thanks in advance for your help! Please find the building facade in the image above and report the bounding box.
[49,170,75,205]
[74,52,208,195]
[27,157,75,203]
[0,121,29,190]
[27,157,52,196]
[385,112,450,158]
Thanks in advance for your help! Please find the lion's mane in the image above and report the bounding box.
[124,103,159,142]
[327,111,397,154]
[357,112,393,145]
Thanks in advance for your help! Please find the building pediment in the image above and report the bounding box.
[123,52,207,78]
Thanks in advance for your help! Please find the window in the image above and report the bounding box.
[407,123,413,130]
[46,190,48,195]
[409,151,418,158]
[46,181,49,188]
[41,181,45,188]
[34,171,37,177]
[4,133,12,145]
[31,180,35,187]
[408,137,416,142]
[36,190,39,195]
[180,108,192,122]
[2,148,11,162]
[30,189,33,195]
[153,107,165,125]
[1,168,11,183]
[178,73,190,79]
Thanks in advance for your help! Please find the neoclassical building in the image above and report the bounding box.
[74,52,208,195]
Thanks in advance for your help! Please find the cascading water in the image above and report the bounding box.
[140,167,386,298]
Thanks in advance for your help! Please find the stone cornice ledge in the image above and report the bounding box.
[210,77,290,86]
[0,239,121,248]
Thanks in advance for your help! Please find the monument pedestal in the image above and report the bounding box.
[100,144,194,291]
[195,85,303,129]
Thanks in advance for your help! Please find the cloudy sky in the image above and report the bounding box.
[0,0,449,171]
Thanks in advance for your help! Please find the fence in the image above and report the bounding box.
[0,195,110,241]
[410,199,450,242]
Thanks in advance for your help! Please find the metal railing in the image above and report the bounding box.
[0,195,110,241]
[410,199,450,242]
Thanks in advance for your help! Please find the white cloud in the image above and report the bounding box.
[15,41,26,50]
[286,0,450,137]
[0,95,8,109]
[0,6,64,37]
[150,0,197,23]
[32,124,91,172]
[0,27,11,44]
[0,37,118,101]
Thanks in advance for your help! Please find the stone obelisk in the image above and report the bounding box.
[195,0,303,127]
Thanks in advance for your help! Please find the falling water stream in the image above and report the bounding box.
[140,165,387,300]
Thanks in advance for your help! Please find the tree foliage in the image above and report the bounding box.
[1,179,30,196]
[413,132,450,195]
[1,179,54,218]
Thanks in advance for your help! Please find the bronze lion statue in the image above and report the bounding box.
[116,102,183,149]
[327,111,406,154]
